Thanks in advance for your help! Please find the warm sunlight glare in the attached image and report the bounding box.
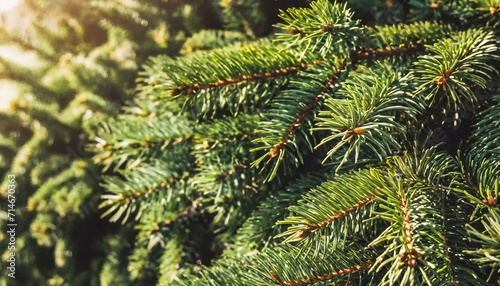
[0,0,21,12]
[0,80,19,111]
[0,45,42,111]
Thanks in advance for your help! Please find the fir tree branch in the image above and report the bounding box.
[224,173,325,257]
[99,162,194,223]
[93,115,193,171]
[370,148,474,285]
[455,93,500,209]
[168,64,302,97]
[134,197,202,254]
[315,62,424,170]
[412,29,499,113]
[351,44,425,62]
[192,113,259,144]
[157,236,186,285]
[175,243,374,286]
[180,30,248,55]
[365,21,453,49]
[251,59,345,182]
[466,209,500,270]
[268,260,372,286]
[266,65,343,161]
[276,168,383,250]
[138,41,319,119]
[192,115,265,229]
[163,198,201,226]
[453,0,500,28]
[252,244,373,286]
[218,0,269,37]
[87,1,500,284]
[275,0,362,59]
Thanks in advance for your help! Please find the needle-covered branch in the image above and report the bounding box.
[315,62,424,170]
[412,29,499,112]
[275,0,362,59]
[93,115,193,171]
[99,161,194,223]
[251,59,345,182]
[138,41,319,119]
[87,0,500,284]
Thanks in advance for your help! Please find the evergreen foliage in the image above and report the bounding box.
[1,0,498,285]
[90,0,500,285]
[0,0,249,285]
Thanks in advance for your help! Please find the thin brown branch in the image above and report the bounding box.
[267,65,345,161]
[169,43,425,97]
[309,195,376,231]
[351,44,425,62]
[436,69,452,91]
[169,62,318,96]
[270,261,372,286]
[398,195,421,268]
[290,195,376,241]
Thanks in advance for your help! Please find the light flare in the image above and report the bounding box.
[0,0,21,13]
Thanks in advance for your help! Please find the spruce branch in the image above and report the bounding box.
[86,0,500,284]
[456,92,499,209]
[251,59,345,182]
[26,160,95,216]
[468,92,500,162]
[173,258,251,286]
[0,129,50,196]
[93,115,193,171]
[139,41,319,119]
[455,0,500,27]
[127,244,161,282]
[157,236,189,285]
[192,115,263,229]
[407,0,448,21]
[99,162,193,223]
[192,138,263,230]
[276,169,382,250]
[466,209,500,272]
[218,0,268,37]
[193,113,259,144]
[351,44,425,63]
[365,21,453,49]
[275,0,362,59]
[251,244,373,286]
[412,29,499,113]
[315,62,424,170]
[369,148,475,285]
[178,243,373,286]
[224,173,325,257]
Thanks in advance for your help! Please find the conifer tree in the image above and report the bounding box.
[91,0,500,285]
[0,0,237,285]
